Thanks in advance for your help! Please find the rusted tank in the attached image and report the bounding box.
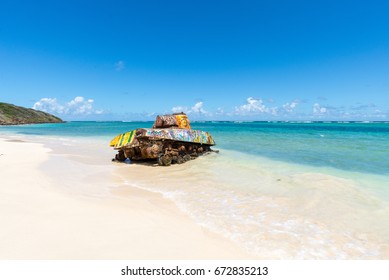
[109,113,216,166]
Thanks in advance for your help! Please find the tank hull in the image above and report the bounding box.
[110,128,216,166]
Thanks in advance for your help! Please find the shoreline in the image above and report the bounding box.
[1,129,388,260]
[0,136,253,259]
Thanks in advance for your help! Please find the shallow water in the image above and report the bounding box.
[3,121,389,175]
[2,121,389,259]
[115,150,389,259]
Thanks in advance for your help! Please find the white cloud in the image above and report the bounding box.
[282,101,298,113]
[313,103,327,114]
[234,97,278,116]
[33,95,388,121]
[236,97,265,113]
[32,98,66,114]
[171,101,209,115]
[66,96,95,114]
[189,101,208,114]
[33,96,102,115]
[115,60,125,71]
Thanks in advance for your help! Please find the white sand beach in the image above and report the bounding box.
[0,137,252,259]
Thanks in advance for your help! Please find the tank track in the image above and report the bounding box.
[114,140,215,166]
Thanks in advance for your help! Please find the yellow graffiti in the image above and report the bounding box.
[110,130,136,148]
[175,114,191,129]
[109,134,121,147]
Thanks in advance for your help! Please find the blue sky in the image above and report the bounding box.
[1,0,388,120]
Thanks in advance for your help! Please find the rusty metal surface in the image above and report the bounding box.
[152,113,191,129]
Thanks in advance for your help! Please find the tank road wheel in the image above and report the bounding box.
[176,155,184,164]
[115,150,126,162]
[157,154,163,165]
[158,154,172,166]
[183,154,191,162]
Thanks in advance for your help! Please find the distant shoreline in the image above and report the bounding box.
[3,120,387,124]
[0,121,65,126]
[0,102,63,126]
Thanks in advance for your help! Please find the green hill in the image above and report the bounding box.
[0,102,63,125]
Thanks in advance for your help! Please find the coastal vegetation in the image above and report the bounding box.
[0,102,63,125]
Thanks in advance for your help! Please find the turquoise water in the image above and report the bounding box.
[2,121,389,258]
[2,121,389,175]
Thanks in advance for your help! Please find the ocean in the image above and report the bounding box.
[1,121,389,259]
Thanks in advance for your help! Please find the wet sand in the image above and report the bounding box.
[0,137,252,259]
